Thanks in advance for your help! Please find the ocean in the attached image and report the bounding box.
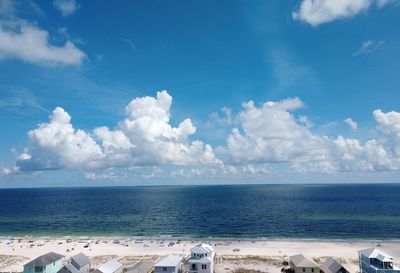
[0,184,399,239]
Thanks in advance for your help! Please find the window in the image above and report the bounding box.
[312,269,314,272]
[202,265,207,270]
[34,266,44,273]
[303,269,305,272]
[162,267,168,271]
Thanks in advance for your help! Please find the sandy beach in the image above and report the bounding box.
[1,237,399,273]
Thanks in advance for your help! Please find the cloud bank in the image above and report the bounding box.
[222,97,400,173]
[16,91,220,171]
[6,93,400,179]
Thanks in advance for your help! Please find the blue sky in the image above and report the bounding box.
[1,0,400,187]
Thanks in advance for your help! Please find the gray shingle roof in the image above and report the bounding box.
[320,257,347,273]
[57,263,80,273]
[24,252,64,267]
[71,252,90,267]
[290,254,319,268]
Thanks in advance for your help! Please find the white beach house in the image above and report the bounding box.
[188,243,215,273]
[154,255,182,273]
[290,254,320,273]
[359,248,400,273]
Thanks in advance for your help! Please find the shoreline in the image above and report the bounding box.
[1,234,400,243]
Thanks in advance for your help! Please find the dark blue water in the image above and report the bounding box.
[0,184,400,239]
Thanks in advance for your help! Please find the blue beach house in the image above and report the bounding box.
[24,252,64,273]
[359,248,400,273]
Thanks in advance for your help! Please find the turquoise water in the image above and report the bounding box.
[0,184,399,239]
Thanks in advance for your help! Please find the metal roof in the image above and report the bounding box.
[290,254,319,268]
[358,248,394,261]
[190,243,214,254]
[24,252,65,267]
[98,259,123,273]
[155,255,182,267]
[71,253,91,267]
[320,257,347,273]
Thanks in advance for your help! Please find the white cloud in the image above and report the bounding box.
[207,107,234,127]
[344,118,358,130]
[292,0,372,26]
[292,0,399,26]
[53,0,79,17]
[16,91,220,172]
[10,93,400,178]
[0,20,86,66]
[225,97,328,164]
[223,97,400,173]
[353,40,384,56]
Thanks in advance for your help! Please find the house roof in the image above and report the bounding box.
[320,257,347,273]
[98,259,123,273]
[358,248,394,262]
[24,252,65,267]
[191,243,214,254]
[71,253,90,267]
[57,263,80,273]
[155,255,182,267]
[290,254,319,268]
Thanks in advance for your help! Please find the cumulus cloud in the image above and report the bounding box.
[292,0,371,26]
[292,0,398,26]
[10,93,400,177]
[223,97,400,173]
[225,97,328,164]
[344,118,358,130]
[53,0,79,17]
[16,91,220,172]
[0,20,86,66]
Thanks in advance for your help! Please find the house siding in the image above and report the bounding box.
[24,260,63,273]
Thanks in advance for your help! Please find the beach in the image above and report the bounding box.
[1,237,399,273]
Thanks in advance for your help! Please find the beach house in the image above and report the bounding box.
[320,257,349,273]
[188,243,215,273]
[289,254,320,273]
[359,248,400,273]
[24,252,64,273]
[154,255,182,273]
[58,253,91,273]
[93,259,123,273]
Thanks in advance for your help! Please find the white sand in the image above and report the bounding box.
[1,238,399,273]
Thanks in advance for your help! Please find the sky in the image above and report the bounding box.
[0,0,400,187]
